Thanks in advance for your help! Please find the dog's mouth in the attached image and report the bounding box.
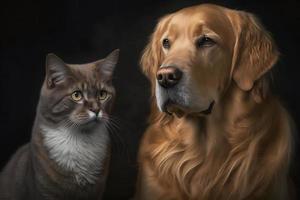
[199,101,215,115]
[162,100,185,117]
[162,100,215,118]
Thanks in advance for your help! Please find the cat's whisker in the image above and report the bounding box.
[109,114,132,128]
[106,116,133,164]
[102,115,122,130]
[102,119,126,153]
[102,118,123,143]
[106,120,121,131]
[61,119,80,131]
[106,115,124,127]
[102,117,129,157]
[103,122,117,142]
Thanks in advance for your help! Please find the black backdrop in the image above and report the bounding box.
[1,0,299,199]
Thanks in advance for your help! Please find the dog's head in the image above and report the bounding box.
[141,4,278,116]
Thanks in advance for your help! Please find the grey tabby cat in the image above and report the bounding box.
[0,49,119,200]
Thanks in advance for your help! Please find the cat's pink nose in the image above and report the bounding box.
[89,107,100,115]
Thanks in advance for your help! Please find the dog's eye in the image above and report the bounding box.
[196,36,215,48]
[162,38,170,49]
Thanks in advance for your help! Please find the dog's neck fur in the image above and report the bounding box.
[207,81,291,194]
[149,80,292,199]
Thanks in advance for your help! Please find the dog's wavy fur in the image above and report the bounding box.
[136,4,295,200]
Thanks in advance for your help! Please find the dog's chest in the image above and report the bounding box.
[151,140,202,189]
[41,125,110,186]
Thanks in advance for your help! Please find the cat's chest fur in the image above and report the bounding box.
[40,124,110,186]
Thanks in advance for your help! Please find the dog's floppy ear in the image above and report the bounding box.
[140,36,160,83]
[140,14,173,86]
[229,11,279,91]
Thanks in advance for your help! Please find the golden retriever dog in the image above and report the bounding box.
[135,4,295,200]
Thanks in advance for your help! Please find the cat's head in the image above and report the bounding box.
[39,49,119,131]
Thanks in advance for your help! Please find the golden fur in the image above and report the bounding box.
[136,4,295,200]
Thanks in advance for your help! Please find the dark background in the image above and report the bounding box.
[1,0,299,199]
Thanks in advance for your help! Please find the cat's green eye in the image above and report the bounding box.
[71,91,83,101]
[98,90,108,101]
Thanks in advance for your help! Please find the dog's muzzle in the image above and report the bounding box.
[155,66,215,117]
[156,66,183,88]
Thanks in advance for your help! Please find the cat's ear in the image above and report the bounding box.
[97,49,119,78]
[46,53,69,88]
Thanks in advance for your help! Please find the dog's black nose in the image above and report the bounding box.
[156,67,183,88]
